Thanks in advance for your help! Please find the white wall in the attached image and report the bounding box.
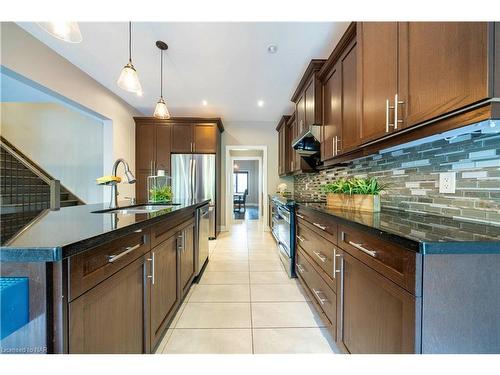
[1,102,104,203]
[0,22,141,199]
[221,121,294,227]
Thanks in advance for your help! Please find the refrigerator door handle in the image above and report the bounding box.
[192,158,197,200]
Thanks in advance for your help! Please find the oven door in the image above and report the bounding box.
[276,206,291,256]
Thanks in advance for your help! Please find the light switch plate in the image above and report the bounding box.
[439,172,456,194]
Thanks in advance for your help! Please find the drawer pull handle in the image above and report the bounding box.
[313,222,326,231]
[313,251,326,263]
[348,241,377,257]
[312,289,328,305]
[108,243,141,263]
[296,263,305,274]
[296,213,305,219]
[133,229,143,233]
[296,235,305,243]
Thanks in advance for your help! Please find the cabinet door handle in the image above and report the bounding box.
[313,222,326,231]
[296,235,305,243]
[313,251,327,263]
[333,247,341,279]
[348,241,377,257]
[395,93,404,129]
[336,137,341,155]
[108,243,141,263]
[296,213,304,219]
[296,263,305,274]
[312,289,328,305]
[332,136,336,156]
[147,252,155,285]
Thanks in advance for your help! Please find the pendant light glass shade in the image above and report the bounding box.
[154,97,170,119]
[117,22,142,94]
[153,41,170,119]
[38,22,82,43]
[117,62,142,94]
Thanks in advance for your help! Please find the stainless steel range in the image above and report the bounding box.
[270,196,296,278]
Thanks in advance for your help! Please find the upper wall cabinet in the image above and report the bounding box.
[170,120,223,154]
[398,22,490,128]
[358,22,496,146]
[319,23,358,161]
[291,59,326,137]
[276,115,290,177]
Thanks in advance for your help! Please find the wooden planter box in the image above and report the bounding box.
[326,193,381,212]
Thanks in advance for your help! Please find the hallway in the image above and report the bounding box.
[156,220,338,354]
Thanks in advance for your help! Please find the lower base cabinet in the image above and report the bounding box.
[150,233,180,349]
[68,213,197,353]
[179,219,196,298]
[69,255,148,354]
[337,250,419,354]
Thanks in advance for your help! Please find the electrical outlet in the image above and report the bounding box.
[439,172,456,194]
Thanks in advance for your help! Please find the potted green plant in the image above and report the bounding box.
[320,177,386,212]
[149,185,173,203]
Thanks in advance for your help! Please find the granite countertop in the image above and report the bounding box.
[297,202,500,254]
[0,199,210,262]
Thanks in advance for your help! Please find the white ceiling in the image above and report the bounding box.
[17,22,349,123]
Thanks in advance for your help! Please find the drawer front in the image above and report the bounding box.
[296,207,338,244]
[151,211,194,247]
[338,224,418,295]
[296,221,338,290]
[69,229,150,301]
[296,249,337,328]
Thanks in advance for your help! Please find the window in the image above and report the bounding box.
[233,171,248,194]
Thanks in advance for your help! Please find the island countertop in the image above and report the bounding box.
[0,200,210,262]
[295,201,500,254]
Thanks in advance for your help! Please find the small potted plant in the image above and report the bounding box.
[320,177,386,212]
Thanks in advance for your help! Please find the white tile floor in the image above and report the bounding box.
[156,219,339,354]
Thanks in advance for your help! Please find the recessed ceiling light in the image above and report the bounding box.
[267,44,278,54]
[202,100,208,106]
[257,100,264,107]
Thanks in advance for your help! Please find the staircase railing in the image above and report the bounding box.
[0,136,84,210]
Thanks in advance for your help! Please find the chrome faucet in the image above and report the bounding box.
[109,158,136,208]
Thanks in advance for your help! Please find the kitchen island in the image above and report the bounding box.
[0,199,210,354]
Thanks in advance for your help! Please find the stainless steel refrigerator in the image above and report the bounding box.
[171,154,216,238]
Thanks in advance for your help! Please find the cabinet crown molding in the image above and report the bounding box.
[291,59,326,102]
[134,116,224,133]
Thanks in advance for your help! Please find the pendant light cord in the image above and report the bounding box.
[160,49,163,98]
[128,21,132,62]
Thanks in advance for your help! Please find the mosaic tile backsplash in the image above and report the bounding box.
[294,120,500,225]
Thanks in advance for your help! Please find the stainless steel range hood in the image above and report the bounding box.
[291,125,321,156]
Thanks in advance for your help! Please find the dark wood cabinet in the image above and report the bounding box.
[398,22,489,128]
[292,59,325,134]
[171,123,194,153]
[337,250,419,354]
[156,125,171,173]
[179,219,195,297]
[136,122,156,172]
[357,22,495,147]
[194,123,218,153]
[357,22,399,144]
[69,255,148,353]
[171,122,218,154]
[135,117,223,204]
[296,94,306,134]
[321,62,342,161]
[276,115,290,176]
[320,26,358,161]
[150,233,179,349]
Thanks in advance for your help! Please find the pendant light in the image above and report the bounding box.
[117,22,142,94]
[38,22,82,43]
[153,41,171,119]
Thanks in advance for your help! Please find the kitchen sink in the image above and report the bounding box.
[92,204,180,214]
